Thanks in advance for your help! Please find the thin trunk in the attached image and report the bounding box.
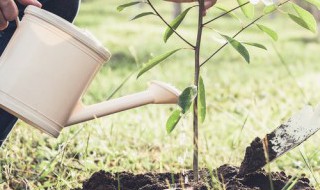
[173,3,182,18]
[193,0,204,182]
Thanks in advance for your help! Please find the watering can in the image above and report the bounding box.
[0,6,181,138]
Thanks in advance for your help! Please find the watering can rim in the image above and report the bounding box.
[24,5,111,62]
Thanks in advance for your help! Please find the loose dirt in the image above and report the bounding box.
[239,133,278,175]
[75,164,314,190]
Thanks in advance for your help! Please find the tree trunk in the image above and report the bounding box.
[173,3,182,18]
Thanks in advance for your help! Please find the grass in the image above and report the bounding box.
[1,0,320,189]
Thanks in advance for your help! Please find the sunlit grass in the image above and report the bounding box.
[1,0,320,189]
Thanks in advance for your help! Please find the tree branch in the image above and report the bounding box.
[200,0,291,67]
[203,1,250,26]
[147,0,195,48]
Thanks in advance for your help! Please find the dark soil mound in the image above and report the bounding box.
[75,165,314,190]
[239,134,278,175]
[218,164,314,190]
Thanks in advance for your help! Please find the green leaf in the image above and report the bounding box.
[164,6,194,42]
[237,0,254,19]
[131,12,155,21]
[137,49,181,78]
[166,109,182,134]
[263,4,277,14]
[214,4,242,23]
[222,35,250,63]
[179,86,197,114]
[288,3,317,33]
[117,2,141,12]
[305,0,320,10]
[256,24,278,41]
[293,3,317,32]
[243,42,267,50]
[288,14,311,31]
[198,76,206,123]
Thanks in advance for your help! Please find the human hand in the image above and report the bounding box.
[0,0,42,30]
[165,0,217,15]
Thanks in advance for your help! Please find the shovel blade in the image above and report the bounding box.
[239,105,320,175]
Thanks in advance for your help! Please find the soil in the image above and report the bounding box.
[239,132,278,175]
[74,164,314,190]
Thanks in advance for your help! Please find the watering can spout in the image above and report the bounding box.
[66,81,181,126]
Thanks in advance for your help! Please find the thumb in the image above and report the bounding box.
[16,0,42,7]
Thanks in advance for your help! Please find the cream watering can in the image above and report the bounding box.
[0,6,181,138]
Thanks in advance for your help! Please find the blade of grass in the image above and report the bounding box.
[281,176,298,190]
[262,137,274,190]
[107,71,135,100]
[37,125,85,179]
[229,115,248,162]
[232,114,248,149]
[272,43,309,104]
[299,148,320,187]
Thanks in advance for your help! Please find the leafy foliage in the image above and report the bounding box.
[131,12,155,21]
[243,42,267,50]
[166,86,198,133]
[305,0,320,10]
[137,49,182,78]
[214,4,242,23]
[222,35,250,63]
[164,6,195,42]
[237,0,254,19]
[166,109,182,134]
[198,76,206,123]
[263,4,277,14]
[117,2,141,12]
[178,86,197,114]
[256,24,278,41]
[288,3,317,33]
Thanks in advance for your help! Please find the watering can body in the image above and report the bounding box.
[0,6,180,138]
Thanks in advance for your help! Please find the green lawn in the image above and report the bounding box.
[1,0,320,189]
